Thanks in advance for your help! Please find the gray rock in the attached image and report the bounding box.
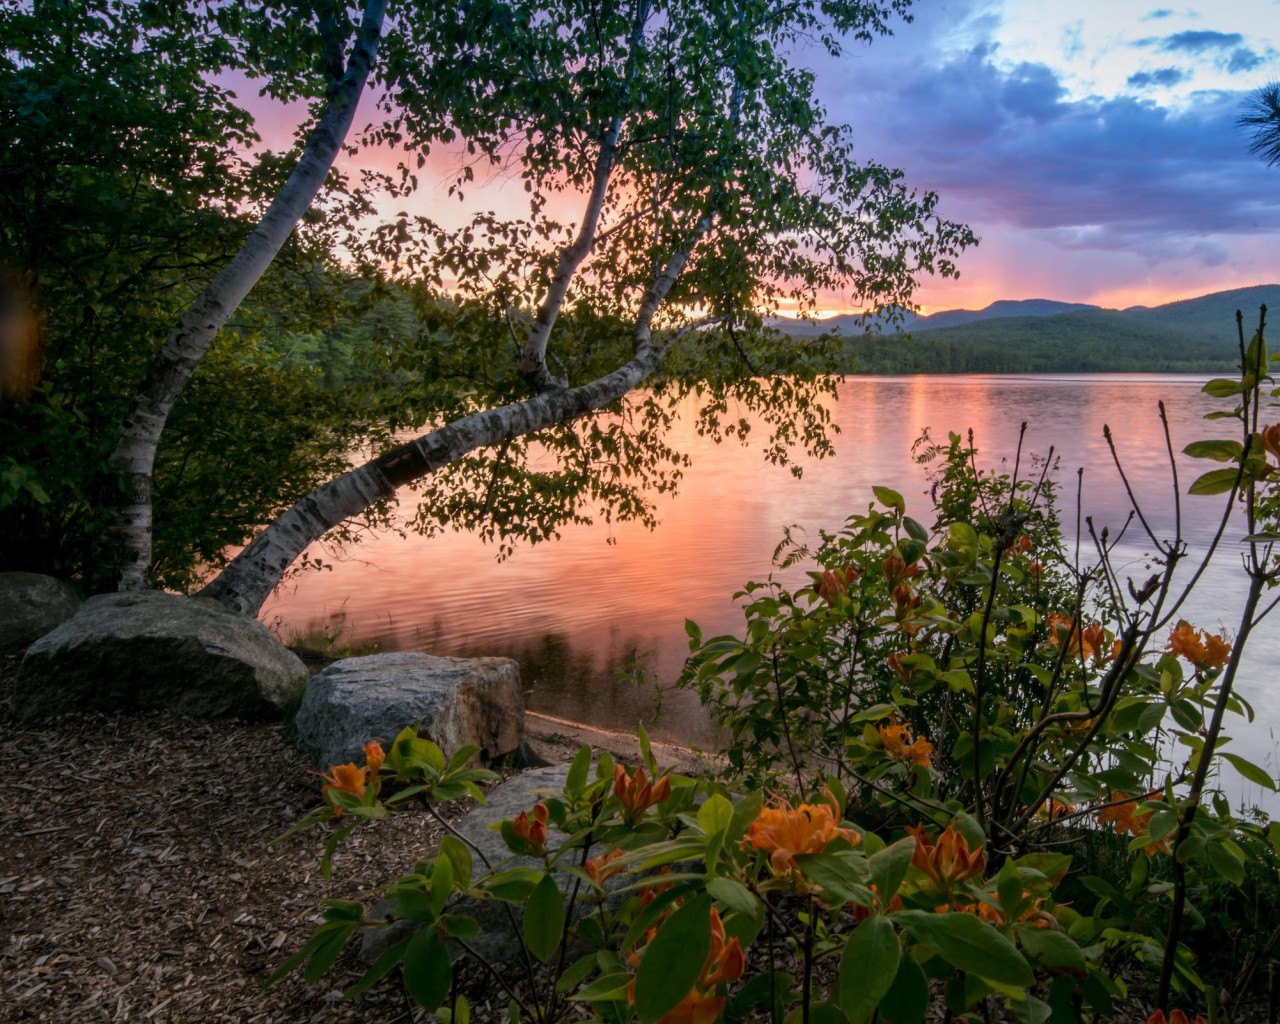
[0,573,80,653]
[294,653,525,771]
[14,590,309,720]
[361,766,576,963]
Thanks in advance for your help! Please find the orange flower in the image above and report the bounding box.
[1016,534,1033,554]
[906,822,986,890]
[363,739,385,776]
[512,802,549,856]
[1147,1011,1206,1024]
[320,762,368,814]
[1262,423,1280,462]
[1037,798,1077,820]
[887,652,910,681]
[1097,794,1170,857]
[817,565,859,603]
[585,848,626,887]
[743,799,860,877]
[612,764,673,823]
[1167,620,1232,671]
[878,717,934,769]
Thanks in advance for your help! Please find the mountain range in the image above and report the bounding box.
[772,284,1276,374]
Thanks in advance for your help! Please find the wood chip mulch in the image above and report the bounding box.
[0,650,459,1023]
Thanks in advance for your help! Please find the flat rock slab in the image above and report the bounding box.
[295,652,525,771]
[0,572,80,654]
[362,765,573,963]
[14,591,309,721]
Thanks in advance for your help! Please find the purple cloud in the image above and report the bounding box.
[820,41,1280,267]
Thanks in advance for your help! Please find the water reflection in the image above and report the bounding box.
[263,374,1278,793]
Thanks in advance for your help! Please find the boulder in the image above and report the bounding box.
[362,765,573,963]
[0,572,80,654]
[14,590,309,720]
[295,652,525,771]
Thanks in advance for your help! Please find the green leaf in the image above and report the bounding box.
[403,929,451,1010]
[344,936,412,999]
[869,836,916,903]
[555,953,599,994]
[897,910,1035,987]
[1188,468,1240,496]
[571,972,634,1002]
[439,835,474,888]
[1014,926,1087,972]
[634,894,712,1024]
[566,745,592,797]
[838,916,900,1023]
[1202,377,1246,397]
[1220,751,1276,790]
[795,850,869,903]
[904,516,929,542]
[874,485,906,512]
[707,877,759,919]
[879,955,929,1024]
[1205,838,1246,885]
[698,793,733,835]
[1183,439,1243,462]
[524,873,565,963]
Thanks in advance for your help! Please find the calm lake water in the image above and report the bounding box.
[263,375,1280,800]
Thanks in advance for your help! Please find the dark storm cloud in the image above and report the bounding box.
[823,44,1280,265]
[1127,67,1191,88]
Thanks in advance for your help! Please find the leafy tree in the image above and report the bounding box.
[1239,80,1280,167]
[4,0,973,606]
[200,0,975,613]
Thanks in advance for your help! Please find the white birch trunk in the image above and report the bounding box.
[106,0,387,591]
[201,218,712,616]
[518,0,651,391]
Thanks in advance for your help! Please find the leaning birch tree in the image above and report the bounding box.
[105,0,389,589]
[199,0,976,614]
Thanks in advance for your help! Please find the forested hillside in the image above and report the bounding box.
[774,284,1277,373]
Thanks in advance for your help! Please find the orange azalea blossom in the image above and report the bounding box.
[1167,620,1232,671]
[906,822,986,890]
[320,762,368,814]
[613,764,672,823]
[892,582,921,619]
[1147,1012,1206,1024]
[637,866,674,910]
[585,848,626,886]
[742,799,860,877]
[1037,798,1077,820]
[1262,423,1280,463]
[878,717,934,769]
[628,908,744,1024]
[512,802,549,855]
[817,564,859,603]
[954,893,1054,929]
[887,652,911,681]
[1097,793,1170,857]
[882,554,919,584]
[362,739,385,777]
[1016,534,1033,554]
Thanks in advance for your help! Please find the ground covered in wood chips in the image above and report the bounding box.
[0,649,611,1024]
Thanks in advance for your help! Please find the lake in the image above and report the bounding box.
[262,375,1280,801]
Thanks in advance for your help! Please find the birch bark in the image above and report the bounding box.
[106,0,387,591]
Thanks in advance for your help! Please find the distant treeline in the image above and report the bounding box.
[836,309,1242,374]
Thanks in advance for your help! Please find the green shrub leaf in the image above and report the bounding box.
[634,893,712,1024]
[897,910,1035,987]
[838,916,900,1023]
[524,873,565,963]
